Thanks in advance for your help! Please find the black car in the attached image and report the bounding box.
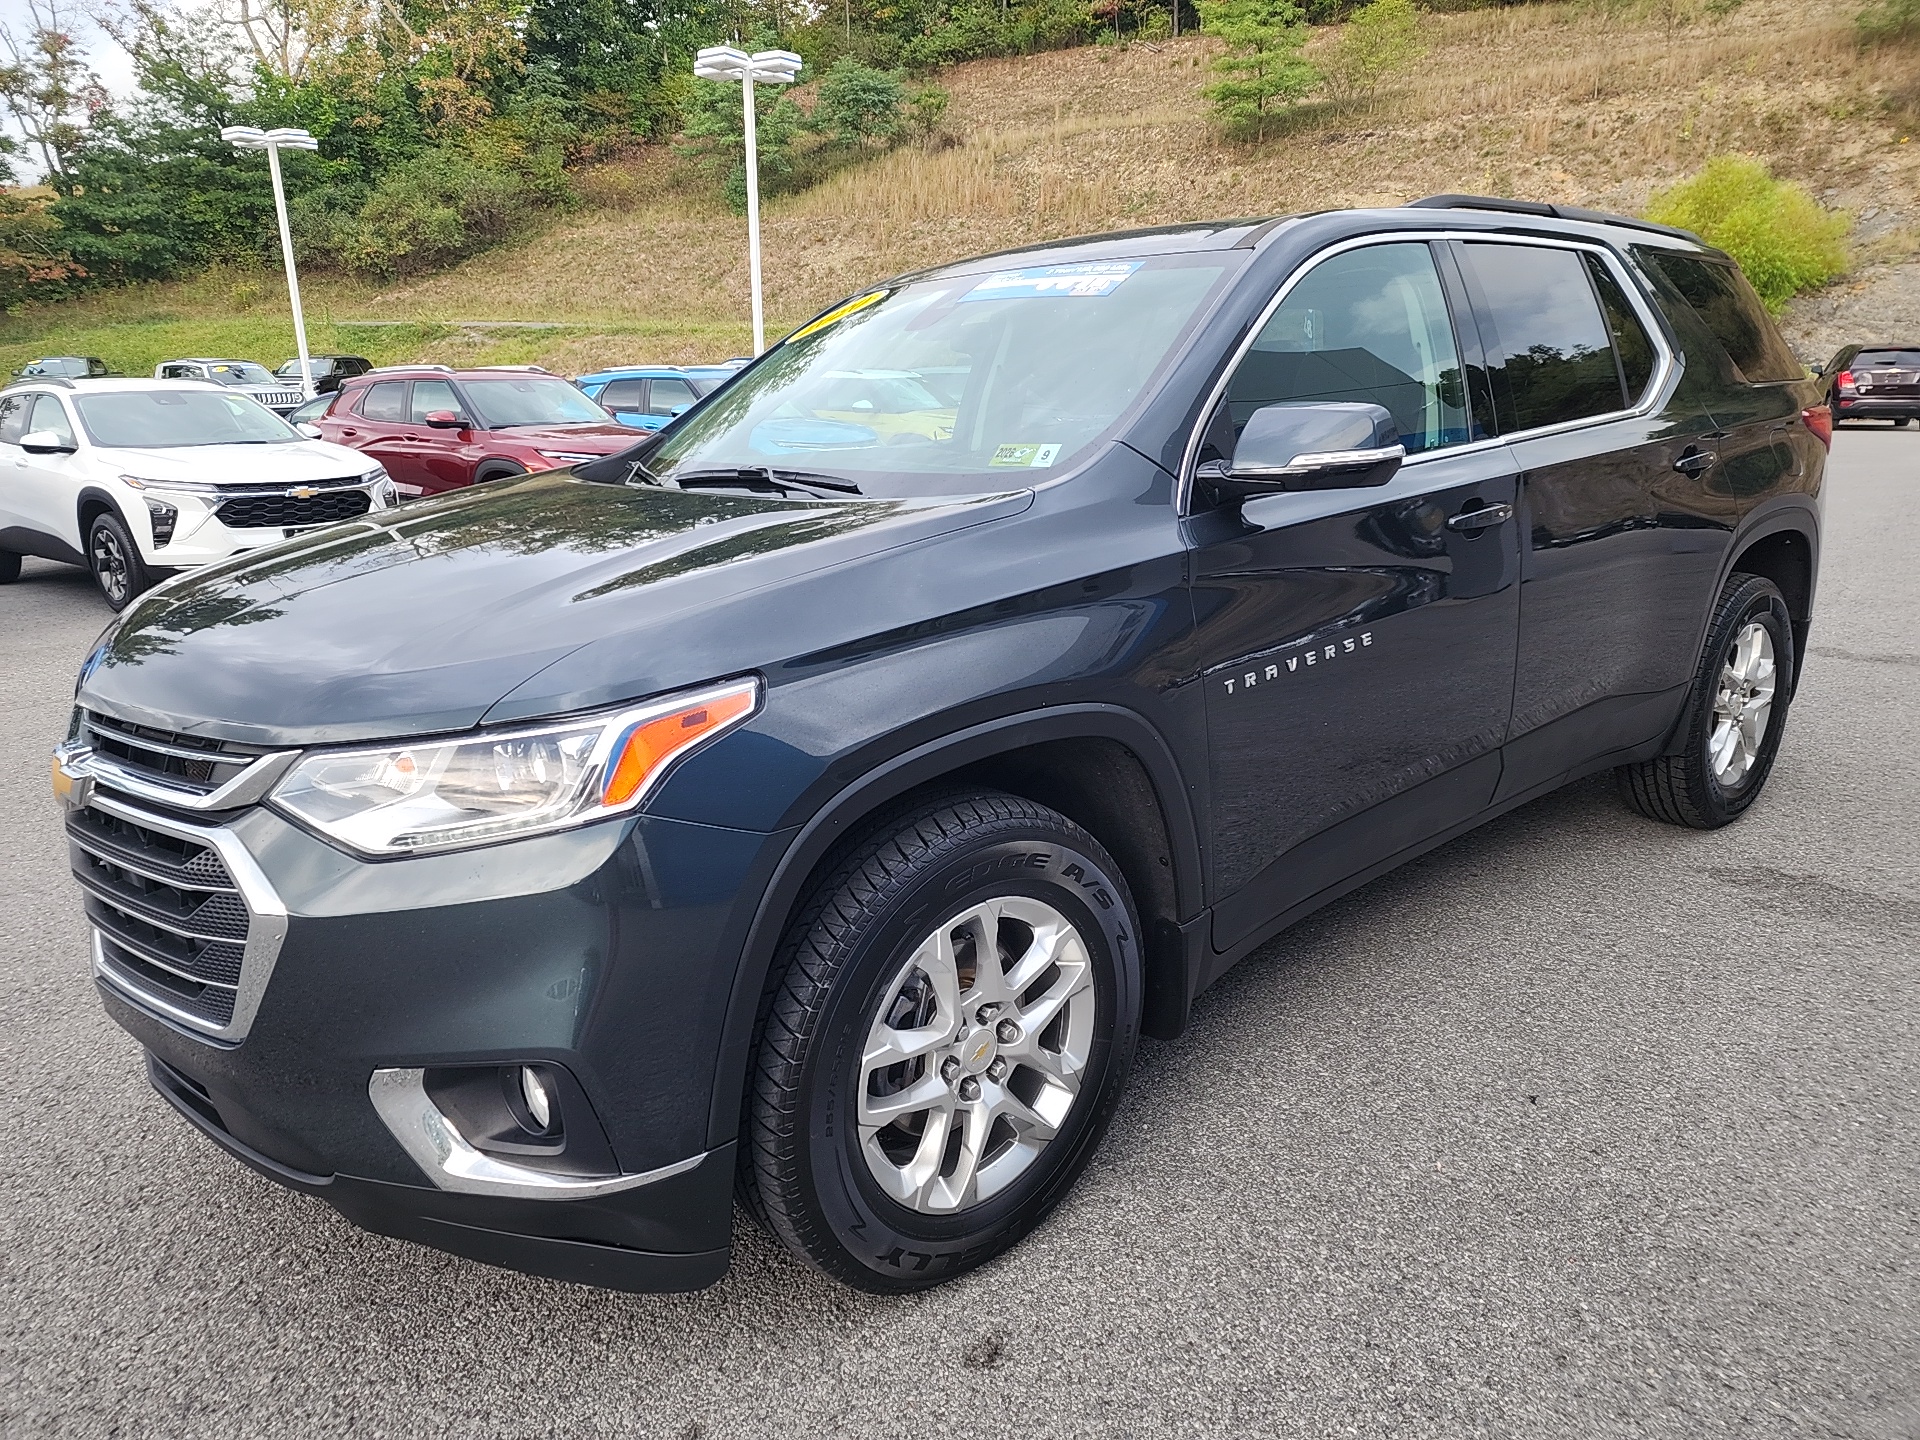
[1819,343,1920,426]
[53,197,1826,1296]
[275,354,373,394]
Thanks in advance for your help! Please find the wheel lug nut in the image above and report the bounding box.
[996,1019,1020,1044]
[975,1003,999,1024]
[941,1057,961,1083]
[959,1077,982,1102]
[986,1058,1008,1082]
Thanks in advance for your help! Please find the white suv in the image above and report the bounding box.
[0,378,395,608]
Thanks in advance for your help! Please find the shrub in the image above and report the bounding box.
[677,78,807,213]
[1323,0,1425,110]
[815,60,908,146]
[1195,0,1319,139]
[1644,156,1850,310]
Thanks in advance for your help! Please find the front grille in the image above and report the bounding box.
[255,390,305,408]
[78,710,265,800]
[216,489,371,530]
[68,803,256,1029]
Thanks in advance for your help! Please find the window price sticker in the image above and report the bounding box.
[990,443,1063,468]
[960,261,1143,302]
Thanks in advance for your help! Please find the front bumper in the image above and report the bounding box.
[70,775,783,1292]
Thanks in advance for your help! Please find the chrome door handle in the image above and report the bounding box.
[1446,502,1514,532]
[1673,448,1716,475]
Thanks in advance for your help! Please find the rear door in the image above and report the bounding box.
[594,378,651,428]
[1452,238,1728,798]
[0,392,35,542]
[339,380,424,490]
[645,375,702,425]
[1186,238,1523,951]
[13,392,84,551]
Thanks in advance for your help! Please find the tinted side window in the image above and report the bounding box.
[0,395,29,443]
[29,393,75,445]
[358,381,407,422]
[1634,249,1802,383]
[649,377,699,412]
[1462,243,1623,431]
[1584,255,1657,405]
[1225,242,1470,455]
[598,379,644,411]
[409,379,464,422]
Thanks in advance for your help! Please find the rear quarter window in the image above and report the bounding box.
[1633,248,1803,383]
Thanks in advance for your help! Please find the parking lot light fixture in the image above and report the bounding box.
[692,46,803,356]
[220,125,322,399]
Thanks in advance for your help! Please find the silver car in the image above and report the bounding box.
[152,358,307,415]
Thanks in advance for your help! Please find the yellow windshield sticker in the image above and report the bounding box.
[989,443,1063,468]
[786,290,888,345]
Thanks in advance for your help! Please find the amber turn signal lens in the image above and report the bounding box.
[602,683,757,806]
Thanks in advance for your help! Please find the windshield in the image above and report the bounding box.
[462,377,610,428]
[74,390,300,448]
[649,254,1235,494]
[203,361,279,387]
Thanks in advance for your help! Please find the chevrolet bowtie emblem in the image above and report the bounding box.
[287,486,318,500]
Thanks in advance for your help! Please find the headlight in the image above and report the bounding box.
[269,677,759,856]
[537,451,602,465]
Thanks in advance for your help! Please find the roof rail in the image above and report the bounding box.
[473,364,551,374]
[1405,194,1700,243]
[366,364,454,374]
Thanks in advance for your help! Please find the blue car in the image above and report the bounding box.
[574,365,736,431]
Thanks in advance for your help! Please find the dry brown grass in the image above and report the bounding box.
[328,0,1920,365]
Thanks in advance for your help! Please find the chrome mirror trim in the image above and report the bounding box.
[1233,443,1407,478]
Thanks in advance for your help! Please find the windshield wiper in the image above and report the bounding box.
[664,466,863,498]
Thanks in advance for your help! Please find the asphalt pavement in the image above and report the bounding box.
[1,431,1914,1439]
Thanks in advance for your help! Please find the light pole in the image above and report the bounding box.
[220,125,321,398]
[692,46,802,356]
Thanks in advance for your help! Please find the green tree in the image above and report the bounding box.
[1323,0,1423,111]
[814,59,906,145]
[0,0,108,184]
[677,74,807,212]
[1195,0,1317,140]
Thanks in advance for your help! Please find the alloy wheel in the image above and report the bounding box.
[857,895,1095,1214]
[91,525,130,606]
[1709,619,1776,788]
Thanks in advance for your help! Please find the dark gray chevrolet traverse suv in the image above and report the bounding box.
[54,197,1825,1294]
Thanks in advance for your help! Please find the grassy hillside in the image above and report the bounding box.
[5,0,1914,376]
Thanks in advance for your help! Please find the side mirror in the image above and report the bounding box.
[1209,402,1404,500]
[20,430,75,455]
[422,410,466,430]
[296,422,324,439]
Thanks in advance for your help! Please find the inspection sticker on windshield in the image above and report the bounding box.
[960,261,1143,302]
[990,443,1063,468]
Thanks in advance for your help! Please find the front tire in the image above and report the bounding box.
[745,792,1142,1292]
[87,511,151,610]
[1617,572,1794,829]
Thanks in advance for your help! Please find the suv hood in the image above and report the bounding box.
[113,440,376,486]
[79,471,1031,746]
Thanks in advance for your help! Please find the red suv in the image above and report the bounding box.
[310,367,640,496]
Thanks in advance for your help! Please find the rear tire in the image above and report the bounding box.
[474,461,528,484]
[0,551,19,583]
[744,791,1142,1292]
[87,511,151,610]
[1616,572,1794,829]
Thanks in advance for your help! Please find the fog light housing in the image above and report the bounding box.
[145,500,178,545]
[418,1061,617,1177]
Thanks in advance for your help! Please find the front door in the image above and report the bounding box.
[13,392,85,553]
[1186,240,1523,954]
